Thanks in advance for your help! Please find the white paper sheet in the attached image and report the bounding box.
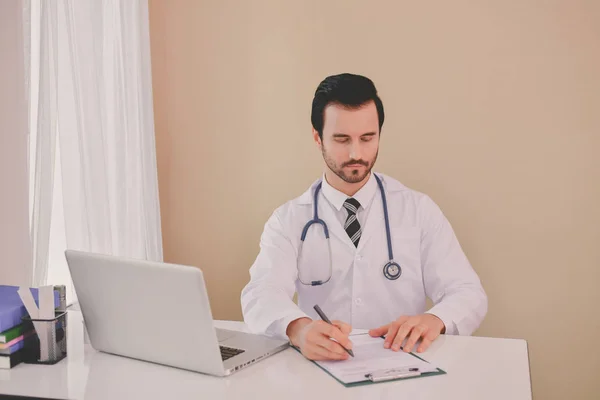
[38,286,56,361]
[17,288,39,319]
[38,286,55,319]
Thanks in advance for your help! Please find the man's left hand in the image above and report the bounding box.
[368,314,446,353]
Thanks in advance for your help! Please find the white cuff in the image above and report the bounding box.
[425,306,458,335]
[268,310,312,341]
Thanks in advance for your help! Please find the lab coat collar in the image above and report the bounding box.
[321,172,377,212]
[296,172,406,205]
[295,172,407,252]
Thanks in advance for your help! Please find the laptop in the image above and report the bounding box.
[64,250,289,376]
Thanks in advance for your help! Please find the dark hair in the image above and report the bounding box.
[311,73,385,139]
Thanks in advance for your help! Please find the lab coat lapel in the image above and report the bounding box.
[356,191,384,252]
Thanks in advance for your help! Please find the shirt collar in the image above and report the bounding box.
[320,172,378,211]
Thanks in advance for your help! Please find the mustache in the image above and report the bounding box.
[342,159,369,167]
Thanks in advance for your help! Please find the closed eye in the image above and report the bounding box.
[333,134,350,143]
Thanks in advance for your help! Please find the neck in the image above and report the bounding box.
[324,170,370,197]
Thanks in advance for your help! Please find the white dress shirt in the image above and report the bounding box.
[320,171,378,229]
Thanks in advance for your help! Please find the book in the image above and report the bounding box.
[0,330,35,354]
[0,349,23,369]
[0,286,60,332]
[0,324,27,343]
[0,339,26,356]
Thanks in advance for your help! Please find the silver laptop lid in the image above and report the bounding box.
[65,250,225,375]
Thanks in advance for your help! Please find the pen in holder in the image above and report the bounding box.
[21,311,68,365]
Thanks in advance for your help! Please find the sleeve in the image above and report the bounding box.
[240,209,310,340]
[419,195,488,335]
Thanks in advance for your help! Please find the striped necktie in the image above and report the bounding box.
[343,198,362,247]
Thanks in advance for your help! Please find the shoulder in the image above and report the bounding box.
[376,173,446,224]
[377,173,433,205]
[265,179,319,228]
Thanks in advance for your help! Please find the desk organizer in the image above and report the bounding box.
[21,311,67,365]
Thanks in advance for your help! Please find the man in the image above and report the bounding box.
[241,73,487,361]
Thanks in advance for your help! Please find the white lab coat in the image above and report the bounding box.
[241,173,487,340]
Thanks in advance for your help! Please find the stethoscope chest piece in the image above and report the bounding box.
[383,261,402,280]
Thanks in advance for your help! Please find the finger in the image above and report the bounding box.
[383,315,411,348]
[314,335,351,358]
[311,345,349,361]
[303,326,349,360]
[381,314,410,340]
[302,341,348,361]
[318,322,353,350]
[403,325,426,353]
[384,323,401,349]
[368,324,389,337]
[332,320,352,335]
[417,330,441,353]
[417,337,432,353]
[316,335,348,356]
[310,323,351,355]
[392,320,416,351]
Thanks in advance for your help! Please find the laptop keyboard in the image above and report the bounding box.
[220,345,245,361]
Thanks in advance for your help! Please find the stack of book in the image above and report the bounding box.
[0,285,60,369]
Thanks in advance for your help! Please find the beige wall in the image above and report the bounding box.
[148,1,600,398]
[0,0,32,286]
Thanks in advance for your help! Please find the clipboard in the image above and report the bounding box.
[293,340,446,387]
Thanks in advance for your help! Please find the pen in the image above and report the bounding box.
[313,305,354,358]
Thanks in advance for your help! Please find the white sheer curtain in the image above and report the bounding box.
[26,0,163,300]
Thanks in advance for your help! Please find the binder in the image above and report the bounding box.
[311,349,445,387]
[293,333,446,387]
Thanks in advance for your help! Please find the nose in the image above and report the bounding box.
[349,142,363,161]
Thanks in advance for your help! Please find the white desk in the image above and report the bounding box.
[0,311,531,399]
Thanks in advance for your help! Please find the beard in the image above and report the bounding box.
[321,146,378,184]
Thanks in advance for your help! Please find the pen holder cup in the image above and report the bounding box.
[20,311,67,365]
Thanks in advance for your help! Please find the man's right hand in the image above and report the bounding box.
[286,317,353,361]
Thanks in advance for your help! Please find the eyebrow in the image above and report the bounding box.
[332,132,377,138]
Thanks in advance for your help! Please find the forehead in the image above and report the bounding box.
[322,101,379,136]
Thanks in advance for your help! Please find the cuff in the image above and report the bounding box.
[268,310,311,341]
[425,306,458,335]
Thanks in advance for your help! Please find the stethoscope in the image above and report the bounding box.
[298,173,402,286]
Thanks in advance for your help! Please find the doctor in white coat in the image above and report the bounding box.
[241,73,487,361]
